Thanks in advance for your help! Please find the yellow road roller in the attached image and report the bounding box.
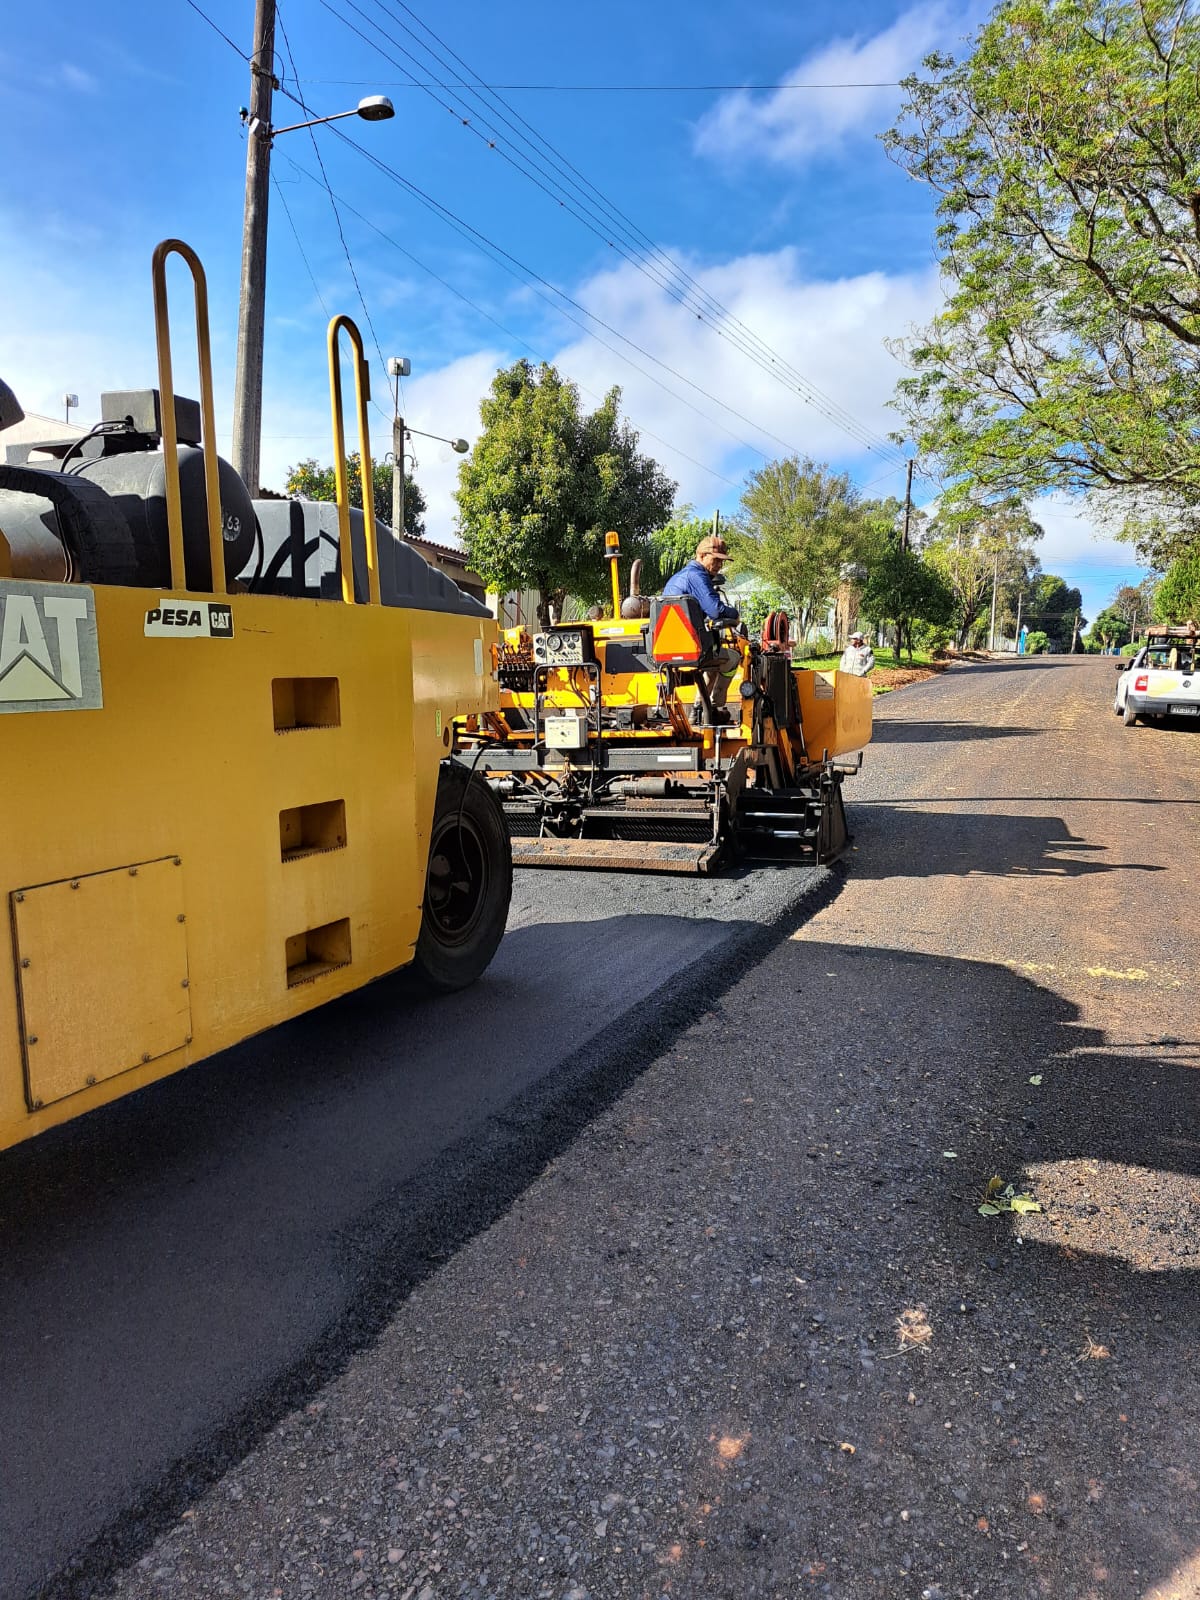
[456,533,872,873]
[0,241,511,1152]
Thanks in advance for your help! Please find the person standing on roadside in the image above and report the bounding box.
[839,630,875,676]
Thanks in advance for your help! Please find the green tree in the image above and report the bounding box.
[922,497,1044,647]
[1022,573,1084,651]
[1110,577,1160,633]
[285,454,426,539]
[883,0,1200,557]
[1024,630,1050,655]
[1085,605,1132,651]
[1153,544,1200,622]
[728,459,885,636]
[454,361,676,620]
[860,545,956,662]
[638,507,715,594]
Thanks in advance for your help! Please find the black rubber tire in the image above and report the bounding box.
[412,762,513,992]
[1123,700,1138,726]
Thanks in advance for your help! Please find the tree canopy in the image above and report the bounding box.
[861,545,956,660]
[727,458,887,635]
[921,496,1044,647]
[884,0,1200,555]
[285,454,426,539]
[1085,605,1132,650]
[1153,543,1200,620]
[454,361,676,616]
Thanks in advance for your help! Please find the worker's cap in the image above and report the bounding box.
[850,631,865,642]
[695,535,731,564]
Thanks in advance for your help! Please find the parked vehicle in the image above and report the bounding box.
[1113,626,1200,726]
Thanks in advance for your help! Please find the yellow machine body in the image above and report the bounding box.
[0,242,506,1150]
[460,586,872,874]
[0,585,494,1151]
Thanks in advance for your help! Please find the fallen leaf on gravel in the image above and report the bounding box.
[1079,1333,1112,1361]
[839,1441,856,1454]
[1028,1075,1043,1086]
[943,1151,958,1158]
[1027,1493,1047,1514]
[895,1307,933,1352]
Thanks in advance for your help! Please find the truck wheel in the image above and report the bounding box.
[1123,701,1138,726]
[413,763,512,992]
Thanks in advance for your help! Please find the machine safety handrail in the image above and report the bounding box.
[326,315,382,607]
[151,239,225,595]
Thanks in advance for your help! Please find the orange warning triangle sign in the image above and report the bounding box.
[652,602,703,663]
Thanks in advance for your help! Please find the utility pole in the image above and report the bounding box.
[1014,590,1023,654]
[231,0,276,497]
[387,357,411,536]
[1071,609,1081,653]
[988,549,999,652]
[901,457,914,552]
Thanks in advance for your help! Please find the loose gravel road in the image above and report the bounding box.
[5,655,1199,1600]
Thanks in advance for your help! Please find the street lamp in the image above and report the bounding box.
[386,354,469,537]
[267,95,395,138]
[230,0,395,496]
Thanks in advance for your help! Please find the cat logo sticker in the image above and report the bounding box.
[0,582,102,714]
[144,602,234,638]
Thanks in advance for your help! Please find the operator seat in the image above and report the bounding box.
[648,593,720,666]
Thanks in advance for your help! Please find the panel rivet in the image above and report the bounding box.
[31,1098,42,1110]
[86,1075,97,1086]
[181,978,190,988]
[14,893,24,903]
[20,958,30,969]
[177,914,186,924]
[27,1035,37,1045]
[129,867,138,877]
[141,1053,152,1063]
[184,1035,193,1045]
[173,857,182,866]
[70,881,80,890]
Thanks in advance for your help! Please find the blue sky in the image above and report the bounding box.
[0,0,1150,621]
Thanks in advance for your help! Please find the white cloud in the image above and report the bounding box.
[694,2,981,166]
[543,247,940,515]
[0,211,943,557]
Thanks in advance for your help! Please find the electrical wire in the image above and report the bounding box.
[280,154,744,489]
[276,3,392,424]
[321,0,906,464]
[292,111,818,465]
[288,79,904,91]
[181,0,248,59]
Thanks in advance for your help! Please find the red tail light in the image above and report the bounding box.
[1134,674,1149,691]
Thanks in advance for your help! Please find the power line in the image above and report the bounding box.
[359,0,905,461]
[281,154,744,489]
[287,78,903,91]
[315,0,906,465]
[373,0,907,463]
[181,0,248,58]
[276,3,391,423]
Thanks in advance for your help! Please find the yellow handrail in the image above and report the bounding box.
[151,240,225,595]
[326,315,382,607]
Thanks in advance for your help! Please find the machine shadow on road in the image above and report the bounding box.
[0,901,811,1600]
[849,804,1167,880]
[722,933,1200,1600]
[869,720,1051,743]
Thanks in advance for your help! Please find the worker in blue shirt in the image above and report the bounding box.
[662,534,742,725]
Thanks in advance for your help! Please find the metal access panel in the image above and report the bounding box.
[12,857,192,1109]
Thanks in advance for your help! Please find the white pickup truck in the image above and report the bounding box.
[1114,625,1200,727]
